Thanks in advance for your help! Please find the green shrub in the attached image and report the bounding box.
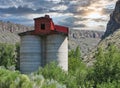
[0,67,33,88]
[95,45,120,82]
[36,62,67,84]
[0,67,66,88]
[0,43,17,68]
[68,46,83,73]
[96,81,120,88]
[88,44,120,87]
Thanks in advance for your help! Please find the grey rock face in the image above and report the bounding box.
[103,0,120,38]
[69,30,104,56]
[0,21,33,44]
[84,28,120,66]
[69,30,104,39]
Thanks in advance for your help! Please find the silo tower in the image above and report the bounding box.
[19,15,68,74]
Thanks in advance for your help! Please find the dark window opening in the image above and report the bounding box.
[41,23,45,30]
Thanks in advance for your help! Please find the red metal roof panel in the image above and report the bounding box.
[55,25,68,34]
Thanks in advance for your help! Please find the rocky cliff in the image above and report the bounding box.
[69,30,103,39]
[0,21,33,44]
[84,28,120,66]
[103,0,120,38]
[69,30,104,55]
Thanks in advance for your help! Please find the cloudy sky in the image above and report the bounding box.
[0,0,117,31]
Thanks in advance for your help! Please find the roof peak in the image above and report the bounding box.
[34,15,51,20]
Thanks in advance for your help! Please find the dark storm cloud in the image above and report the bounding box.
[0,0,59,15]
[0,6,54,15]
[0,0,70,15]
[0,0,98,16]
[66,5,78,13]
[58,17,76,27]
[0,6,34,15]
[58,16,87,29]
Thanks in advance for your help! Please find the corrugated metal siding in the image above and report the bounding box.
[20,35,41,74]
[46,34,68,71]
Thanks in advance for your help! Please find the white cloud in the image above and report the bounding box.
[45,0,61,4]
[69,1,78,5]
[26,14,45,20]
[51,5,68,11]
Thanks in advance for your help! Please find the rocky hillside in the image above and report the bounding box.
[69,30,104,55]
[84,28,120,66]
[69,30,103,39]
[103,0,120,38]
[84,0,120,66]
[0,21,33,44]
[99,29,120,49]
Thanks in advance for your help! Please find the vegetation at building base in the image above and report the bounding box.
[0,67,66,88]
[0,43,120,88]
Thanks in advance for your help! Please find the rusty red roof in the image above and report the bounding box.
[19,15,69,36]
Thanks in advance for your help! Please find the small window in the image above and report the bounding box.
[41,23,45,30]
